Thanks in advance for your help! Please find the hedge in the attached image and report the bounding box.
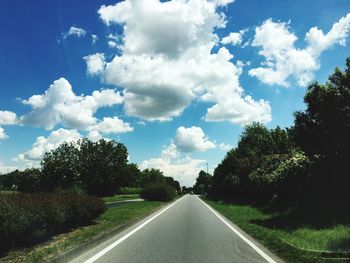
[140,183,176,201]
[0,193,106,252]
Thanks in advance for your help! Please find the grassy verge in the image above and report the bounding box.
[102,194,140,203]
[203,198,350,263]
[0,201,165,263]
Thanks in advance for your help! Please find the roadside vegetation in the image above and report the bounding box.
[194,58,350,261]
[141,182,177,201]
[0,201,165,263]
[0,193,105,255]
[0,137,181,260]
[204,199,350,262]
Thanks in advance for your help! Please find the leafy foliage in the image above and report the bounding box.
[208,57,350,213]
[193,170,212,194]
[1,139,181,197]
[292,58,350,198]
[140,183,177,201]
[0,193,105,252]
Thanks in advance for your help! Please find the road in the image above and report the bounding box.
[70,195,282,263]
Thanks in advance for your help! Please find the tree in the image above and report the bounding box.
[78,139,129,196]
[120,163,142,188]
[292,58,350,197]
[141,168,165,186]
[16,168,41,193]
[211,123,294,202]
[193,170,212,194]
[165,176,181,192]
[41,142,79,192]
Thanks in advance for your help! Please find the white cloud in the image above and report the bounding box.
[141,126,216,185]
[20,78,124,131]
[84,53,106,76]
[0,127,8,139]
[141,156,206,187]
[0,111,17,138]
[63,26,87,39]
[89,0,270,125]
[140,142,206,186]
[0,160,17,174]
[249,13,350,87]
[108,40,118,48]
[161,142,179,159]
[221,30,245,46]
[13,128,81,167]
[108,33,121,41]
[0,111,18,125]
[91,116,133,134]
[92,34,98,44]
[219,142,232,151]
[174,126,215,152]
[13,128,81,166]
[205,94,272,124]
[87,130,103,142]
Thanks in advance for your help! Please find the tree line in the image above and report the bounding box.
[0,138,181,197]
[194,57,350,215]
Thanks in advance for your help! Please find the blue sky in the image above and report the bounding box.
[0,0,349,186]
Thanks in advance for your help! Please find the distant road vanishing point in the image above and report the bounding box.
[70,195,283,263]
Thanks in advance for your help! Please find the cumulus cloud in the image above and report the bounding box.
[219,142,232,151]
[0,111,18,139]
[174,126,215,152]
[63,26,87,39]
[20,78,127,131]
[0,160,17,174]
[84,53,106,76]
[0,111,18,125]
[249,13,350,87]
[140,142,206,186]
[91,116,134,134]
[141,155,206,186]
[87,0,271,125]
[0,127,7,139]
[13,128,81,166]
[141,126,215,185]
[221,30,245,46]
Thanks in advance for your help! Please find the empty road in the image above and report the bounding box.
[70,195,282,263]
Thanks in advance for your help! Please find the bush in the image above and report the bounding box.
[140,183,176,201]
[0,193,105,252]
[249,151,311,208]
[117,187,142,195]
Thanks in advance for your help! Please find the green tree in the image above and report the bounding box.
[78,139,128,196]
[141,168,165,186]
[293,58,350,197]
[193,170,212,194]
[41,142,79,192]
[17,168,41,193]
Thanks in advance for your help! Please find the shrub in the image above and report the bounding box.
[0,193,105,252]
[117,187,142,195]
[249,151,311,208]
[140,183,176,201]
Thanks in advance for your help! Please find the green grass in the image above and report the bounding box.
[0,201,165,263]
[102,194,140,203]
[203,199,350,263]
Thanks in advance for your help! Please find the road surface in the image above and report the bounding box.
[70,195,282,263]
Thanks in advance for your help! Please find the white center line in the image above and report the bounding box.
[197,197,277,263]
[83,195,187,263]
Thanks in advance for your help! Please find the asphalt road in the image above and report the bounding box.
[70,195,282,263]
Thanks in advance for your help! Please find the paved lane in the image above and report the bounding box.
[70,195,282,263]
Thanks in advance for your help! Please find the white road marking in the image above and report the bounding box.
[197,197,277,263]
[83,195,187,263]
